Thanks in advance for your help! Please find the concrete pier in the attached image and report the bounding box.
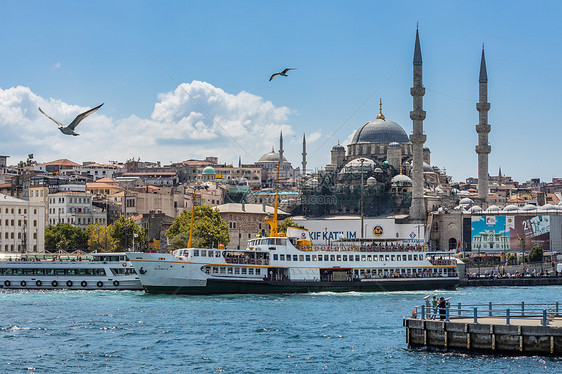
[404,303,562,355]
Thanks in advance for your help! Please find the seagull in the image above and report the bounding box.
[38,103,104,136]
[269,68,296,81]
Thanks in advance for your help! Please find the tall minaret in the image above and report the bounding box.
[302,133,307,176]
[409,26,427,222]
[279,131,284,161]
[476,44,491,201]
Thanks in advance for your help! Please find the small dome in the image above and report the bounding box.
[391,174,413,185]
[202,166,216,175]
[423,162,434,173]
[503,204,519,212]
[540,204,555,211]
[306,178,319,187]
[340,157,376,174]
[382,161,389,166]
[459,197,474,205]
[388,142,401,149]
[485,205,501,212]
[423,147,430,152]
[374,167,383,173]
[366,176,377,185]
[331,144,345,151]
[469,205,483,213]
[521,204,537,211]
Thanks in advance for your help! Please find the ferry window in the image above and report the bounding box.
[228,267,233,274]
[36,269,45,275]
[213,267,218,273]
[55,269,65,276]
[208,251,214,257]
[276,238,286,245]
[355,255,360,261]
[286,255,292,261]
[391,255,395,261]
[193,250,199,256]
[268,238,275,245]
[367,255,372,261]
[24,268,34,275]
[220,267,226,274]
[273,254,279,260]
[330,255,335,261]
[256,269,261,275]
[216,252,221,258]
[408,255,412,261]
[337,255,341,261]
[248,268,254,275]
[413,255,418,261]
[312,255,317,261]
[241,268,247,274]
[372,256,377,261]
[201,250,207,257]
[403,255,407,261]
[396,256,401,261]
[305,255,310,261]
[293,255,298,261]
[67,269,76,275]
[361,255,366,261]
[343,255,347,261]
[385,255,390,261]
[280,254,285,261]
[299,255,304,261]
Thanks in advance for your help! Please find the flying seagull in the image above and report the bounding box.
[269,68,296,81]
[38,103,103,136]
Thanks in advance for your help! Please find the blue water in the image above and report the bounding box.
[1,286,560,373]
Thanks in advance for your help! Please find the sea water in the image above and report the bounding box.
[1,286,560,373]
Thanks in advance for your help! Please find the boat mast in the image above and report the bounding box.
[187,188,196,248]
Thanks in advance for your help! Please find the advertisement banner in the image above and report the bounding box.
[471,216,510,251]
[510,215,550,251]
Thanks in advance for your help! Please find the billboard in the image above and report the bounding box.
[471,215,550,252]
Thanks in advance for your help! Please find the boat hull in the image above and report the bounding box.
[142,277,458,295]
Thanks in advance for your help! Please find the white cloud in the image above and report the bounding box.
[0,81,294,166]
[54,62,61,69]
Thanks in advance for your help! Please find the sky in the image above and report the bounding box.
[1,1,561,184]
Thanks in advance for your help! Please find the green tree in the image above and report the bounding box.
[45,223,88,252]
[277,217,304,235]
[166,206,230,248]
[87,224,114,252]
[528,246,543,262]
[108,217,146,251]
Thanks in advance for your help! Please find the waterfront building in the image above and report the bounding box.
[47,191,106,228]
[0,193,45,253]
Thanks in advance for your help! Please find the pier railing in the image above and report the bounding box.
[412,301,560,326]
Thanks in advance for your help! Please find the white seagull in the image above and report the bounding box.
[39,103,103,136]
[269,68,296,81]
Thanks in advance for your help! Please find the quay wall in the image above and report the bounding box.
[404,318,562,355]
[460,277,562,287]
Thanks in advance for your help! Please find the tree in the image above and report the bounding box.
[87,224,114,252]
[529,246,543,263]
[108,217,146,251]
[166,206,230,248]
[45,223,88,252]
[277,217,304,235]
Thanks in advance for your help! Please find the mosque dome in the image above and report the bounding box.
[258,150,287,163]
[503,204,519,212]
[351,117,410,144]
[469,205,483,213]
[331,143,345,151]
[521,204,537,211]
[366,176,377,185]
[423,162,434,173]
[202,166,216,175]
[459,197,473,205]
[391,174,413,185]
[388,142,401,149]
[339,157,376,174]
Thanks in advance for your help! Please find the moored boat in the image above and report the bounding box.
[0,252,142,291]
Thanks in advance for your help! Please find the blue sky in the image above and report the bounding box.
[1,1,561,183]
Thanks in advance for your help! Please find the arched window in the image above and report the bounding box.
[448,238,457,250]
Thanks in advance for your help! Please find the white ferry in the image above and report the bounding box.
[130,227,462,294]
[0,252,142,290]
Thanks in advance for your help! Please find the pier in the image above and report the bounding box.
[404,302,562,355]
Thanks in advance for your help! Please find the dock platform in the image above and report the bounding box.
[404,302,561,355]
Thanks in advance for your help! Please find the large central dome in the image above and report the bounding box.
[351,118,410,144]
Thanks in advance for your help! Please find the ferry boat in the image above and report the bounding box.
[129,228,461,295]
[0,252,142,290]
[129,161,462,295]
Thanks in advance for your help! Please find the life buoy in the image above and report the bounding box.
[21,280,27,287]
[264,259,269,265]
[97,281,103,288]
[257,259,262,265]
[36,280,42,287]
[233,258,238,263]
[52,280,58,287]
[314,246,319,251]
[113,280,119,287]
[225,257,231,263]
[250,259,255,264]
[4,280,10,287]
[122,262,127,267]
[81,281,87,288]
[66,280,73,287]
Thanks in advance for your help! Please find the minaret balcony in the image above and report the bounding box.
[409,134,427,143]
[475,144,491,154]
[409,110,426,121]
[410,87,425,96]
[476,102,490,111]
[476,124,491,133]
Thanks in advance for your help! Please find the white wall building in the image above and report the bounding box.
[0,194,46,253]
[47,192,106,229]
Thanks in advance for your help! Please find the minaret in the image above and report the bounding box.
[238,155,241,168]
[409,26,427,222]
[476,44,491,201]
[302,133,307,176]
[279,131,284,161]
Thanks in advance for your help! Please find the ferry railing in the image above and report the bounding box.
[413,301,560,326]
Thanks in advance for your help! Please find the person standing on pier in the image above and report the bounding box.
[438,297,446,320]
[431,296,438,319]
